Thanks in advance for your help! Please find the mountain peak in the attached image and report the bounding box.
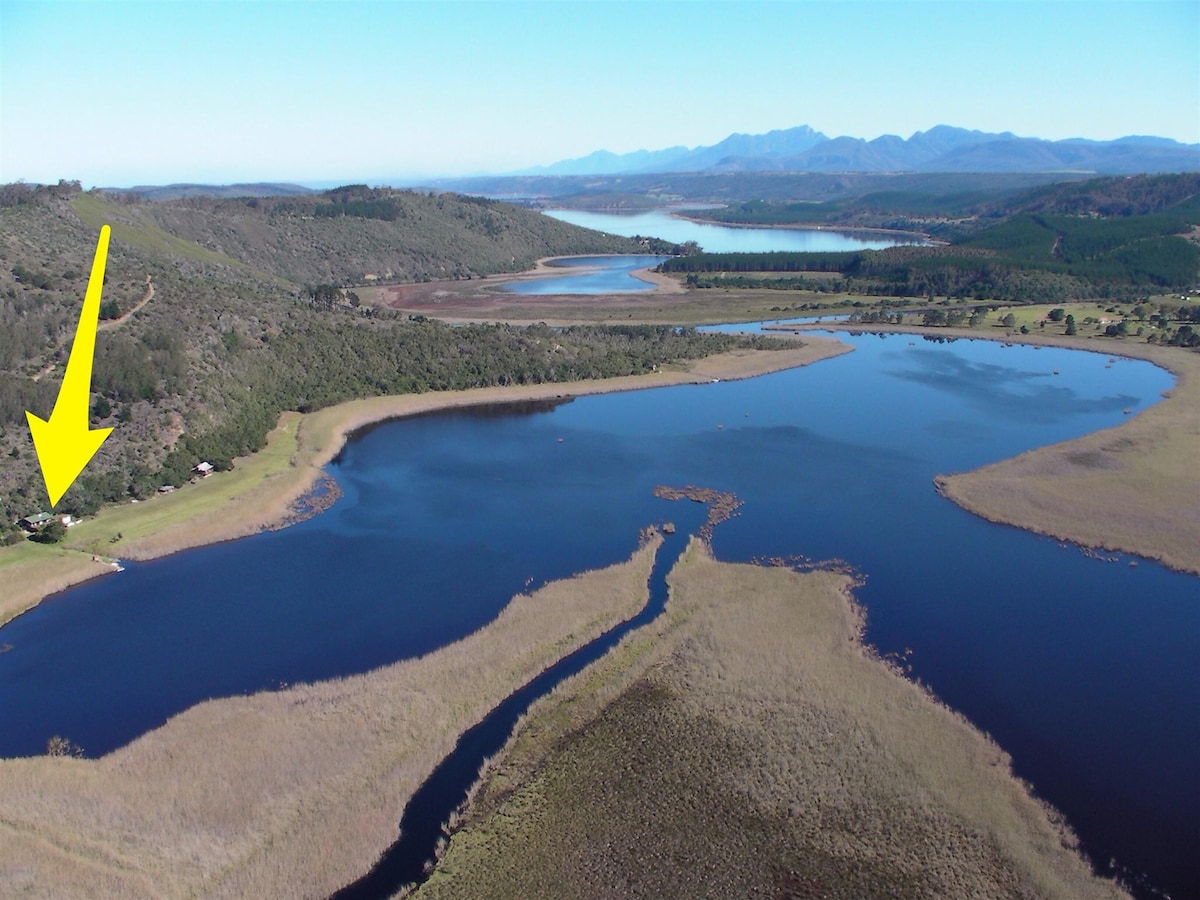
[519,126,1200,176]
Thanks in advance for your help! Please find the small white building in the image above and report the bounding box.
[193,461,215,477]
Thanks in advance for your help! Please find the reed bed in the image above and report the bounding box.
[0,540,660,897]
[936,340,1200,574]
[416,541,1128,899]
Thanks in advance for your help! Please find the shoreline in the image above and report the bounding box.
[1,341,849,628]
[413,540,1127,899]
[666,208,942,243]
[6,323,1194,632]
[627,265,685,293]
[374,253,684,311]
[787,322,1199,575]
[0,538,666,896]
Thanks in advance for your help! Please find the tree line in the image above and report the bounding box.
[659,208,1200,303]
[39,319,766,519]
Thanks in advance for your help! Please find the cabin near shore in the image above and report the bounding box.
[17,512,76,532]
[17,512,54,532]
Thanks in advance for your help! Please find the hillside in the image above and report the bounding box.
[427,171,1091,213]
[78,185,641,285]
[0,182,742,527]
[660,175,1200,304]
[100,182,316,202]
[684,173,1200,241]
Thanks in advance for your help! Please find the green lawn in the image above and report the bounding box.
[0,539,93,573]
[62,412,303,555]
[70,194,250,268]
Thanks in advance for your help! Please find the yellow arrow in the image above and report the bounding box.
[26,225,114,508]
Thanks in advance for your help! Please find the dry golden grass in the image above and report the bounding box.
[416,541,1127,900]
[934,339,1200,574]
[0,543,119,628]
[0,539,660,898]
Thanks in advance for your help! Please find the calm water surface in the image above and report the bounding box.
[544,208,922,252]
[501,254,667,295]
[0,333,1196,896]
[510,207,917,295]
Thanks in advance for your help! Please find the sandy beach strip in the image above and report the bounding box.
[627,265,685,293]
[0,340,850,627]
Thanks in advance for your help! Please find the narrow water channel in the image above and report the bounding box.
[3,335,1193,898]
[329,516,701,899]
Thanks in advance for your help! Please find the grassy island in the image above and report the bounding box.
[0,540,663,897]
[414,541,1127,899]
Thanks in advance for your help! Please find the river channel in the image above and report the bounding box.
[1,212,1196,896]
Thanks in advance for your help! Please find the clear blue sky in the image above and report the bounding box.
[2,0,1197,186]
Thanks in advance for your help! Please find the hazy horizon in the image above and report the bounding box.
[2,1,1198,186]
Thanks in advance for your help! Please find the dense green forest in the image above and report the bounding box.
[678,173,1200,241]
[661,177,1200,303]
[0,182,758,525]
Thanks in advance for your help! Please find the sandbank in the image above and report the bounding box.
[763,321,1200,575]
[0,340,850,627]
[627,265,685,293]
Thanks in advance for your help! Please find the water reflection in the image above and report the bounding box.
[884,348,1140,422]
[0,332,1193,897]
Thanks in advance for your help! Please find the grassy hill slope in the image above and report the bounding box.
[119,185,641,285]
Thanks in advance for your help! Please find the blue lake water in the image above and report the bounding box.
[501,254,667,295]
[544,208,922,253]
[502,208,916,296]
[703,313,851,332]
[0,333,1196,897]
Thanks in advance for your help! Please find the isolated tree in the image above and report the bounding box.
[922,309,947,326]
[30,519,66,544]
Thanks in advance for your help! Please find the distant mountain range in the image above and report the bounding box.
[521,125,1200,176]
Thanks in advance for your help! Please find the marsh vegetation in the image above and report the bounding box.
[416,543,1127,899]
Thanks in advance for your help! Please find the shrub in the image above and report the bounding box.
[45,735,83,757]
[29,520,66,544]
